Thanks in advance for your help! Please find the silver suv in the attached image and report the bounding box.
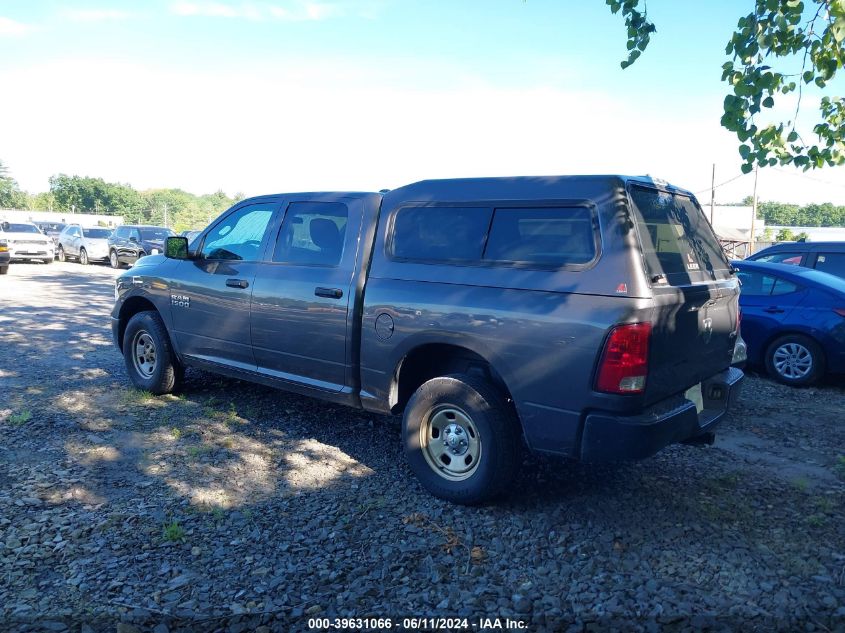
[57,225,113,265]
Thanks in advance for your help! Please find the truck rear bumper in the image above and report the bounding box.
[579,367,744,462]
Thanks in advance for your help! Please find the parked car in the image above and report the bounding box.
[0,239,10,274]
[0,221,54,263]
[111,176,744,503]
[748,241,845,279]
[108,225,175,268]
[56,225,113,265]
[179,230,202,244]
[732,259,845,386]
[34,222,67,252]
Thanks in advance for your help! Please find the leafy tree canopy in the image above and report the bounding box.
[607,0,845,172]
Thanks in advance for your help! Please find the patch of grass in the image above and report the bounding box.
[8,410,32,426]
[814,496,835,514]
[806,513,827,528]
[186,444,213,459]
[792,477,809,492]
[122,389,155,406]
[170,427,182,440]
[162,519,186,542]
[834,456,845,480]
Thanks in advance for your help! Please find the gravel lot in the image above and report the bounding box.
[1,261,844,632]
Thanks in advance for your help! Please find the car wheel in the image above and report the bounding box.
[57,246,66,262]
[765,334,825,386]
[79,248,89,265]
[0,265,7,275]
[122,311,184,395]
[42,257,52,264]
[402,374,521,505]
[109,250,120,269]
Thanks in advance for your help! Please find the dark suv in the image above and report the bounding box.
[748,241,845,279]
[111,176,744,503]
[108,225,175,268]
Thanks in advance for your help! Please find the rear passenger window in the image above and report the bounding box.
[814,253,845,278]
[755,252,803,265]
[484,207,595,265]
[273,202,348,266]
[392,207,491,262]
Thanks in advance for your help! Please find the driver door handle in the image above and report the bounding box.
[315,287,343,299]
[226,278,250,289]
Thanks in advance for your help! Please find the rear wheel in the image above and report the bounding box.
[122,311,183,395]
[0,265,7,275]
[79,248,89,265]
[765,334,824,386]
[402,374,521,505]
[57,246,66,262]
[109,250,120,269]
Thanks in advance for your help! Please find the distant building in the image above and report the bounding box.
[0,208,124,227]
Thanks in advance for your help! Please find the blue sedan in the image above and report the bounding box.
[732,260,845,385]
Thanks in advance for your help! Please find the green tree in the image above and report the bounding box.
[776,227,796,241]
[0,160,30,209]
[49,174,143,216]
[606,0,845,171]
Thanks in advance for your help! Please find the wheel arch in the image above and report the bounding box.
[116,296,161,352]
[390,342,515,417]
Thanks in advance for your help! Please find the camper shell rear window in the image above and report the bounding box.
[628,185,730,285]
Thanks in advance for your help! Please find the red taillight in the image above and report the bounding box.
[595,323,652,394]
[834,308,845,318]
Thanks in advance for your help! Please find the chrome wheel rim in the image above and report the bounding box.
[110,252,117,267]
[773,343,813,379]
[80,250,87,265]
[420,406,481,481]
[131,330,157,379]
[58,247,64,262]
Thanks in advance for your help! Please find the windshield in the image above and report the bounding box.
[629,185,731,285]
[140,227,175,241]
[84,228,112,238]
[2,223,41,234]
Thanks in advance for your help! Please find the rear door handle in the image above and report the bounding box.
[226,278,250,289]
[315,287,343,299]
[763,306,785,314]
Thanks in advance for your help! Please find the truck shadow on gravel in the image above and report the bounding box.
[3,265,845,626]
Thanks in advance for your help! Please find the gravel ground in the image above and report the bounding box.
[1,261,844,632]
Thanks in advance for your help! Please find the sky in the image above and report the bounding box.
[2,0,845,205]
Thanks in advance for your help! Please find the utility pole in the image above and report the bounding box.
[710,163,715,224]
[750,165,759,255]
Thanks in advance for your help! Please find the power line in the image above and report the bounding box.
[771,166,845,189]
[694,172,747,195]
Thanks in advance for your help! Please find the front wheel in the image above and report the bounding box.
[765,334,824,386]
[109,250,120,269]
[122,311,183,395]
[0,265,7,275]
[57,246,66,262]
[79,248,89,265]
[402,374,521,505]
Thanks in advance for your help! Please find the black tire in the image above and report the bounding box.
[0,265,7,275]
[402,374,521,505]
[122,311,183,395]
[764,334,825,386]
[42,258,52,264]
[109,250,120,269]
[57,246,66,262]
[79,248,89,265]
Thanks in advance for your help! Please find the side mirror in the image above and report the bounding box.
[129,236,138,243]
[165,236,190,260]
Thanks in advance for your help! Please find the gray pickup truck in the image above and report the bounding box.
[111,175,743,504]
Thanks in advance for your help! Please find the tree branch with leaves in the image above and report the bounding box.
[606,0,845,172]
